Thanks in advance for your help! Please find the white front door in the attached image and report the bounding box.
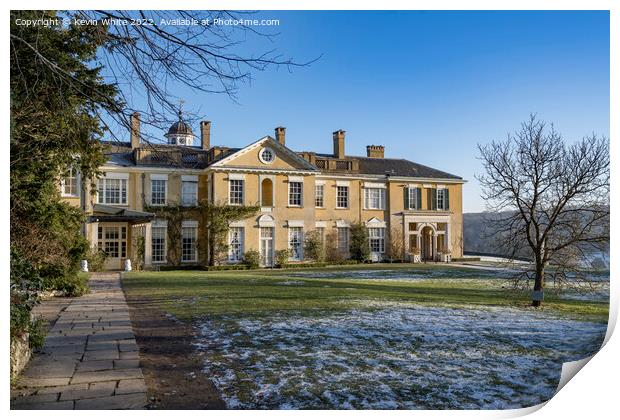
[260,227,274,267]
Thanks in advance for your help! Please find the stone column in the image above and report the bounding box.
[144,222,152,267]
[90,222,98,249]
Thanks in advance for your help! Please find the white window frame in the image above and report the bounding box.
[181,222,198,262]
[97,177,128,205]
[228,227,244,262]
[181,180,198,206]
[288,227,304,261]
[229,179,244,205]
[151,179,167,206]
[315,184,324,208]
[337,227,349,253]
[288,181,303,207]
[408,187,419,210]
[437,188,448,210]
[368,227,386,254]
[336,186,349,209]
[364,188,386,210]
[151,225,167,263]
[259,147,275,164]
[61,166,80,198]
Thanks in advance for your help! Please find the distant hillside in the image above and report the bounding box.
[463,211,609,267]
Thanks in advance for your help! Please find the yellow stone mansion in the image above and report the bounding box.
[60,113,465,270]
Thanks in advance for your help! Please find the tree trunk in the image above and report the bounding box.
[532,263,544,307]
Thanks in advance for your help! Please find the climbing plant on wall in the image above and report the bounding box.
[145,200,259,267]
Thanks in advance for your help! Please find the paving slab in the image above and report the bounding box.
[11,273,147,410]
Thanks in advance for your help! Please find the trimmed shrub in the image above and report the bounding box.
[275,249,290,268]
[350,223,370,262]
[304,230,326,262]
[243,249,261,269]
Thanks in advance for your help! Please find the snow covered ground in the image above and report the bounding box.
[194,302,607,409]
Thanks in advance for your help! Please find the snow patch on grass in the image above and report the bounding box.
[194,303,605,409]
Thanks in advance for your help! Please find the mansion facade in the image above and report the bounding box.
[60,113,465,270]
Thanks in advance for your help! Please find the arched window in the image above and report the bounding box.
[261,178,273,207]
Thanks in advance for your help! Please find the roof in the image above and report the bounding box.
[314,153,462,179]
[355,156,462,179]
[166,119,194,137]
[88,204,154,223]
[100,141,462,180]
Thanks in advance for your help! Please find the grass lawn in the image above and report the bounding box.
[122,264,608,409]
[122,263,608,323]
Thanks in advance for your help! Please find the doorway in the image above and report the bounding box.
[260,227,274,267]
[420,226,435,261]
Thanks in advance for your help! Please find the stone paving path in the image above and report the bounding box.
[11,273,147,410]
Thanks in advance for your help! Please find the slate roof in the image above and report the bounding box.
[314,153,462,180]
[355,156,462,179]
[100,141,462,180]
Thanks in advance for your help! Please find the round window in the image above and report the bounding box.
[259,147,275,164]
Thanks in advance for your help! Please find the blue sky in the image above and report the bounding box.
[110,11,610,212]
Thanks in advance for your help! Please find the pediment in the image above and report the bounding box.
[210,136,317,172]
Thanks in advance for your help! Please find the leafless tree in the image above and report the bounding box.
[477,115,609,307]
[10,10,317,143]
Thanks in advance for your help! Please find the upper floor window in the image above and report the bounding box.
[336,186,349,209]
[259,147,275,164]
[364,188,385,210]
[289,181,303,206]
[151,179,167,206]
[407,187,422,210]
[182,181,198,206]
[97,178,127,205]
[61,166,79,197]
[433,188,450,211]
[315,184,324,207]
[229,179,244,205]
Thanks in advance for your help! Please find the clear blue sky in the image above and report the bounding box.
[111,11,610,212]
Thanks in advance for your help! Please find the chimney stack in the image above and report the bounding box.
[275,126,286,146]
[366,145,385,158]
[130,112,140,149]
[200,121,211,151]
[333,130,346,159]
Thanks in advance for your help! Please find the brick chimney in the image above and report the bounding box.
[130,112,140,149]
[333,130,346,159]
[366,145,385,158]
[275,126,286,146]
[200,121,211,150]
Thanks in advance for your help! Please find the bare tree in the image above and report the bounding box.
[10,10,317,143]
[477,115,609,307]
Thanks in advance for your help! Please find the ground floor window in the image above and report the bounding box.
[181,224,198,262]
[229,227,244,262]
[152,226,167,263]
[289,227,303,261]
[337,227,349,254]
[368,227,385,254]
